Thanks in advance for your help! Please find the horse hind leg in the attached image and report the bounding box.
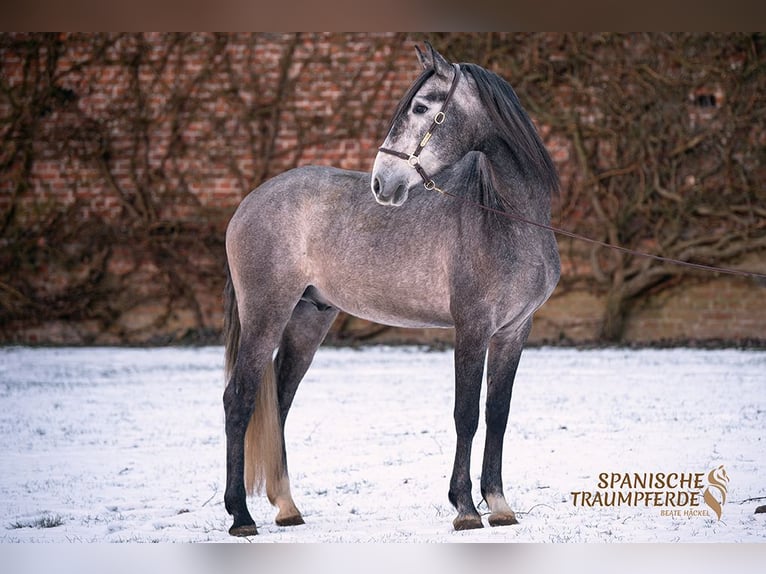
[224,334,280,537]
[480,319,532,527]
[223,275,305,536]
[269,298,339,527]
[270,475,303,527]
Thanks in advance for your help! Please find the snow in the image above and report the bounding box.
[0,345,764,543]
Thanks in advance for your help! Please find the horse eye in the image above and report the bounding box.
[412,104,428,115]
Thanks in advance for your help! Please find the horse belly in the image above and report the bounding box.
[311,265,454,329]
[340,305,453,330]
[345,299,454,330]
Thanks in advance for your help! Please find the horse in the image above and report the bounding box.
[222,42,560,536]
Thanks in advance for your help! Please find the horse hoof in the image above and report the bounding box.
[453,515,484,531]
[229,523,258,537]
[488,512,518,527]
[276,514,305,527]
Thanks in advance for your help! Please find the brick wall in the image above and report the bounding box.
[533,275,766,346]
[1,33,415,221]
[1,33,764,346]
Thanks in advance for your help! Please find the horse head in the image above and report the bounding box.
[371,43,483,206]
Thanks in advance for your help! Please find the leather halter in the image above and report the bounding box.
[378,64,461,190]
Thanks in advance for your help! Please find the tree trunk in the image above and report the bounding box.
[600,287,627,343]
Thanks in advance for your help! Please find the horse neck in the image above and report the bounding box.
[481,141,553,225]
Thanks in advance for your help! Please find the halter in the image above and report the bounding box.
[378,64,461,191]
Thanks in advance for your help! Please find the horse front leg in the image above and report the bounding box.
[480,319,532,527]
[448,329,489,531]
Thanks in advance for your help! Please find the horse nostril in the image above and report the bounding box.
[372,177,381,194]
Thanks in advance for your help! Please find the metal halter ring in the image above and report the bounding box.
[424,180,436,190]
[434,111,446,125]
[408,155,420,167]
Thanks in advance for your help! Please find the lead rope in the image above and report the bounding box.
[428,182,766,280]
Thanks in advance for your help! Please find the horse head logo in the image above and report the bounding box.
[702,465,729,520]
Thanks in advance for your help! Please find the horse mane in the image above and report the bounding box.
[460,63,560,200]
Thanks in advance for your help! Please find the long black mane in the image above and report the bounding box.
[461,63,559,199]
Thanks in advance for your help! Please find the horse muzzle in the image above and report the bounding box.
[371,174,409,206]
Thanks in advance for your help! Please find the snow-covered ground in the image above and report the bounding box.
[0,345,763,543]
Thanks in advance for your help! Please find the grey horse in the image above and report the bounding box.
[222,43,560,536]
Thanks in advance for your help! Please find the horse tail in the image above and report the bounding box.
[244,359,284,500]
[224,264,284,500]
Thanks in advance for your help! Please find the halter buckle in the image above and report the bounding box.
[424,180,436,190]
[434,111,446,125]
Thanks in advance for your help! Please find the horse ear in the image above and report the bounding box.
[426,41,452,78]
[415,44,431,70]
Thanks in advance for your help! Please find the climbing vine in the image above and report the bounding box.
[0,32,405,342]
